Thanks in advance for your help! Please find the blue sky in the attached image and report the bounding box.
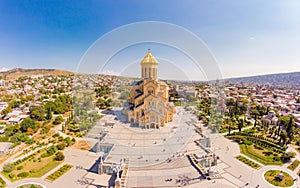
[0,0,299,79]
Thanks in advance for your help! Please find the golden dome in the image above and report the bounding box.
[140,49,158,65]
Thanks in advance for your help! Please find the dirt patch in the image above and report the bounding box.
[71,140,92,150]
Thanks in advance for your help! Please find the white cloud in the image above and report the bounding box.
[0,67,9,72]
[100,69,120,76]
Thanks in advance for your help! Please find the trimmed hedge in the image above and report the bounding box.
[0,176,6,188]
[46,164,73,182]
[17,171,29,178]
[240,144,283,165]
[226,134,285,152]
[236,155,261,169]
[287,160,300,171]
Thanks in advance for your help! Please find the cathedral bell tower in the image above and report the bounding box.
[140,49,158,81]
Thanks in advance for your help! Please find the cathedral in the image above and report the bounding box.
[126,49,175,128]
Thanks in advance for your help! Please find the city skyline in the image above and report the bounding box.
[1,1,300,80]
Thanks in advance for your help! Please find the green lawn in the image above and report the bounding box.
[239,144,283,165]
[235,155,261,169]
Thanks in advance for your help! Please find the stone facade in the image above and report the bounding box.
[126,50,175,128]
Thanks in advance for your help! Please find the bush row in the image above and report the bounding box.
[46,164,73,181]
[287,160,300,171]
[236,155,261,169]
[0,176,6,188]
[227,135,284,152]
[13,152,37,166]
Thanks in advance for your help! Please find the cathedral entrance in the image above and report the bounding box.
[150,123,156,128]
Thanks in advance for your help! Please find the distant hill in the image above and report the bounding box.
[225,71,300,88]
[0,68,74,81]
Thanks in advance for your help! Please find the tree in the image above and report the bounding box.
[286,116,294,141]
[9,100,21,108]
[280,131,288,146]
[20,118,37,133]
[1,106,12,116]
[55,152,65,161]
[282,151,296,162]
[57,142,66,150]
[45,106,52,120]
[30,105,45,121]
[279,116,290,127]
[62,124,65,133]
[238,119,244,132]
[53,116,64,125]
[26,127,34,135]
[119,91,129,100]
[252,110,259,127]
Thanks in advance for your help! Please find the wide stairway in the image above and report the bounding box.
[130,156,191,171]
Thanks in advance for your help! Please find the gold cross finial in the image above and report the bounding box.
[148,48,151,53]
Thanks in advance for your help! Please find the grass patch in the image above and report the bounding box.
[1,149,63,182]
[46,164,73,182]
[239,144,282,165]
[264,170,294,187]
[235,155,261,169]
[287,160,300,171]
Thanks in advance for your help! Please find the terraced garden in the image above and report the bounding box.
[1,147,64,182]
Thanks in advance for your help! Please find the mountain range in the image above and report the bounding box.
[0,68,299,88]
[225,71,300,88]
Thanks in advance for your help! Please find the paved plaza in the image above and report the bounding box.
[2,106,300,187]
[101,107,202,167]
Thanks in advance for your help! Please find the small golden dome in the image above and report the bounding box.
[140,49,158,65]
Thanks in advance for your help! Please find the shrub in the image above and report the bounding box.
[8,174,15,179]
[57,142,66,150]
[282,152,296,162]
[3,163,15,173]
[254,144,263,150]
[0,176,6,187]
[17,166,23,170]
[243,140,253,145]
[263,151,273,156]
[46,164,73,181]
[55,152,65,161]
[53,116,64,125]
[17,172,29,178]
